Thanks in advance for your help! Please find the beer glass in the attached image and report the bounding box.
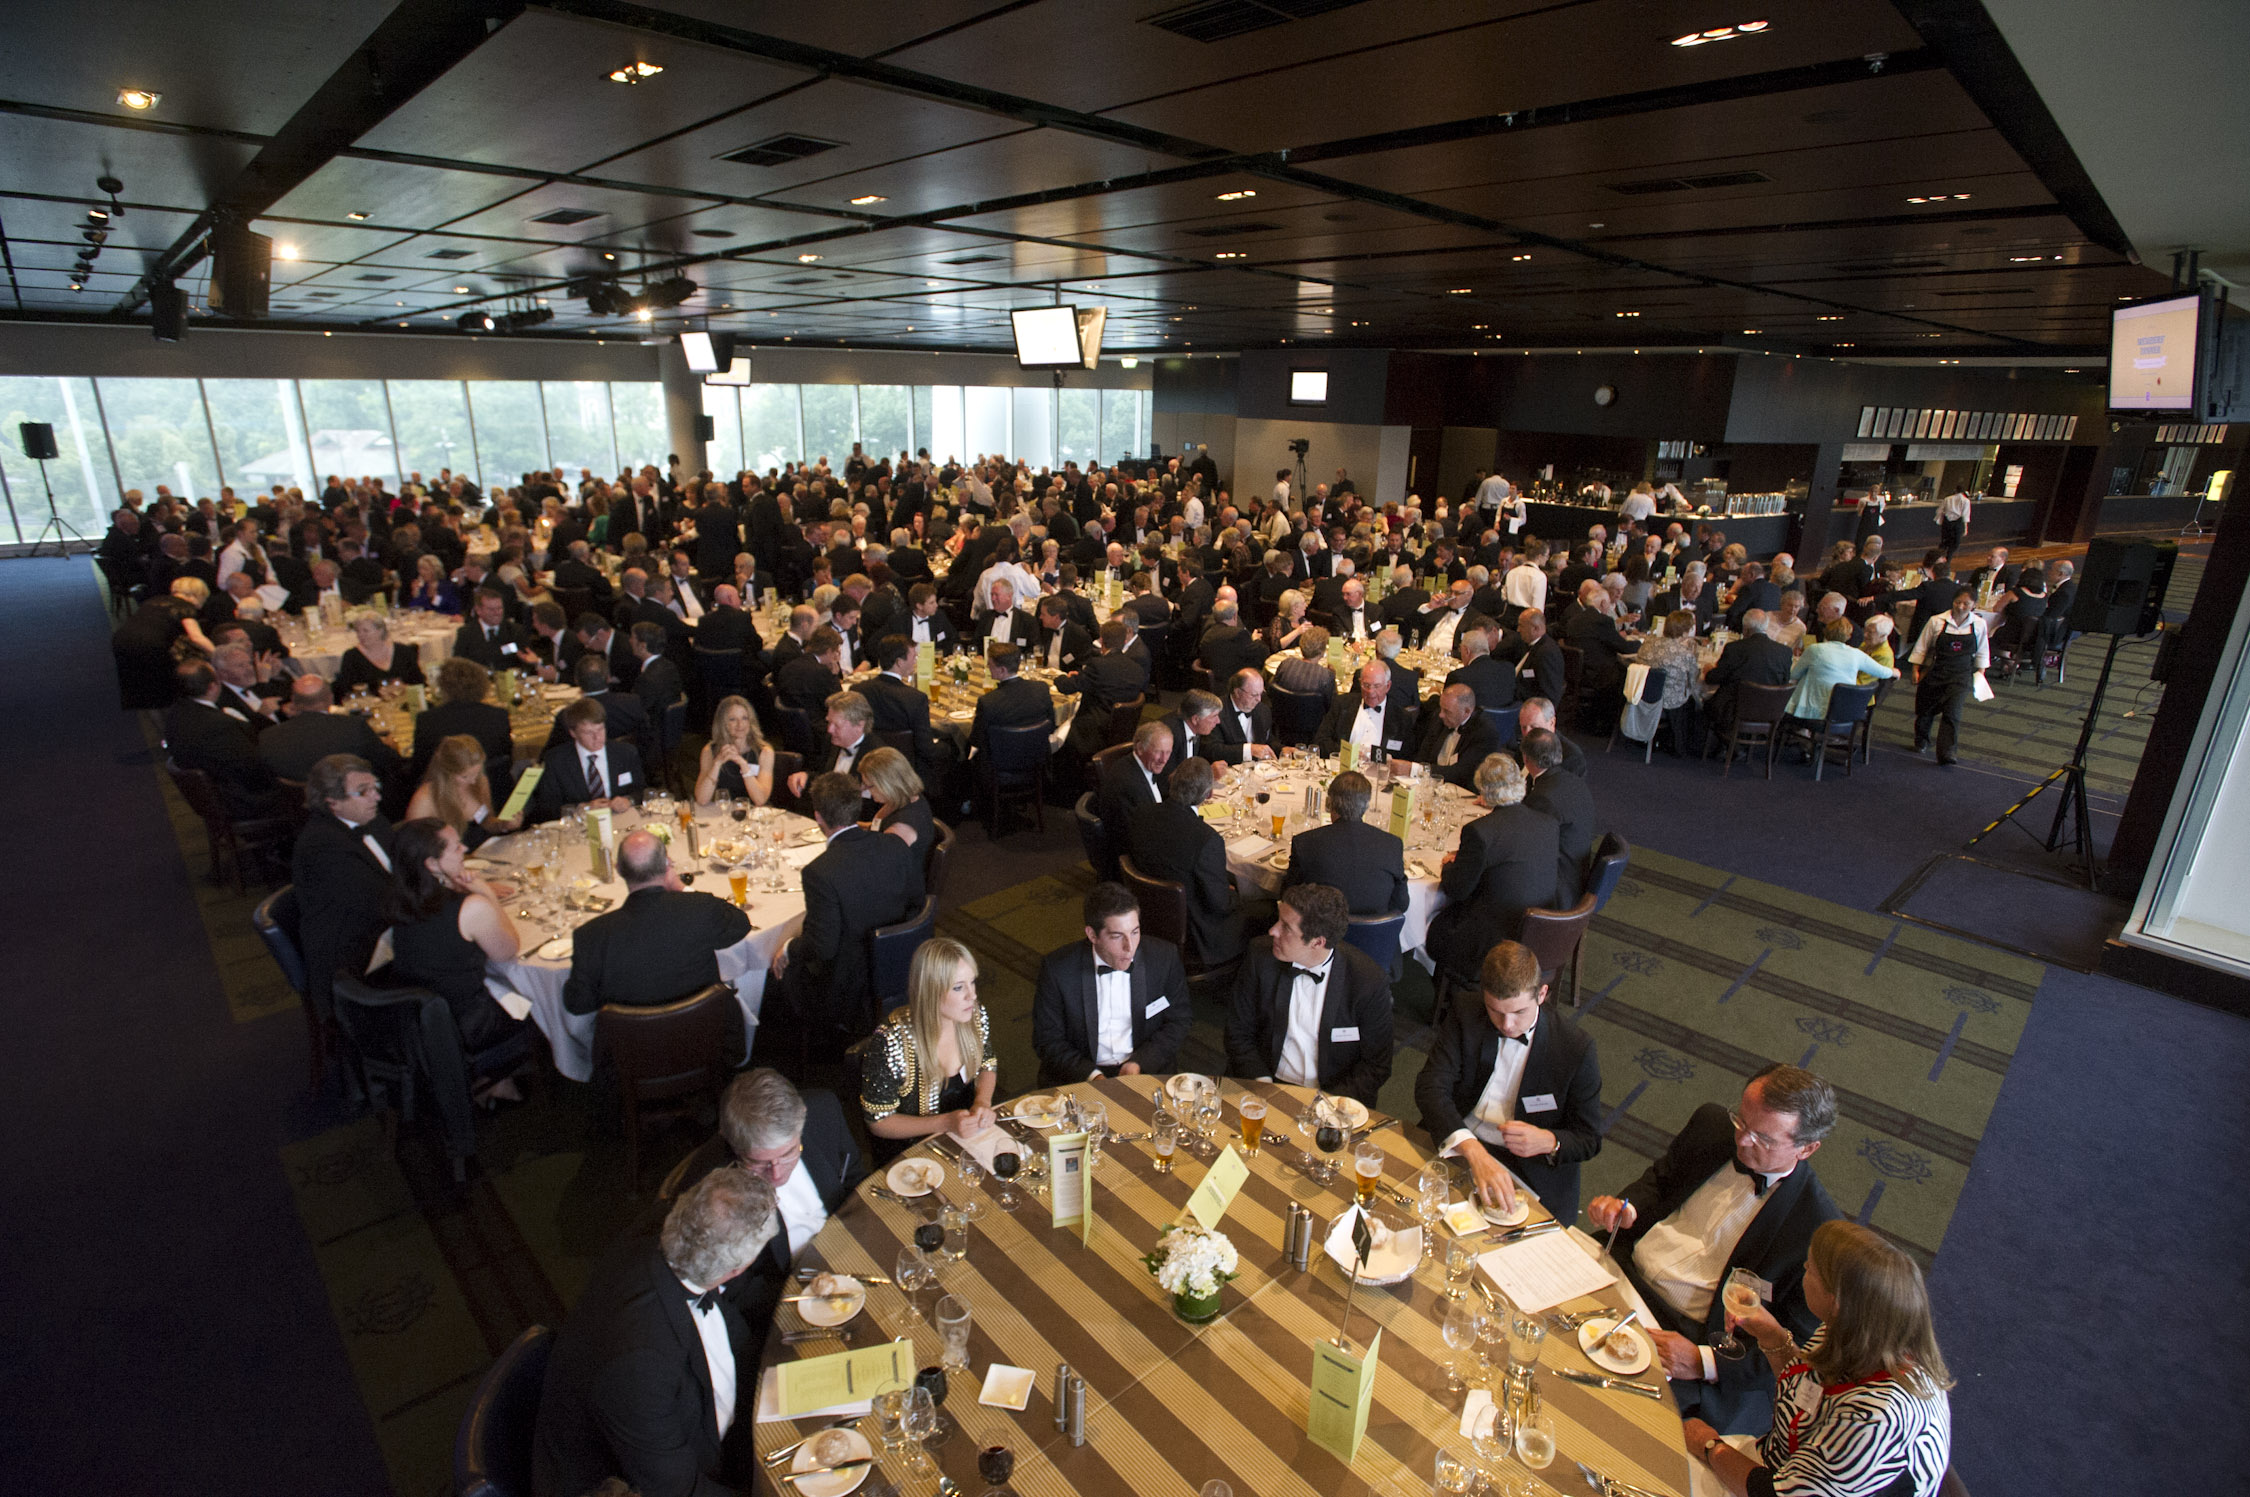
[1237,1094,1266,1155]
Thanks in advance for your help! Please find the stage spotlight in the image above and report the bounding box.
[457,311,495,332]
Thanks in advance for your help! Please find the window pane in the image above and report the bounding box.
[1101,390,1140,466]
[800,384,857,469]
[299,380,398,487]
[468,381,548,493]
[858,385,909,465]
[702,384,743,479]
[1012,387,1053,471]
[1058,388,1099,469]
[743,385,801,472]
[98,377,219,499]
[385,380,475,486]
[911,386,934,458]
[964,386,1009,463]
[203,379,310,497]
[0,377,115,544]
[1139,391,1153,463]
[929,387,964,467]
[541,381,614,481]
[609,382,667,474]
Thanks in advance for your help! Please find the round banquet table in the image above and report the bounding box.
[462,799,824,1081]
[281,611,462,681]
[756,1075,1697,1497]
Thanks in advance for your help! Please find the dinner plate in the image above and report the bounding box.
[535,935,573,961]
[1406,860,1435,880]
[1578,1317,1655,1376]
[795,1275,865,1328]
[885,1159,945,1196]
[1480,1194,1533,1229]
[1162,1074,1216,1109]
[1263,849,1290,872]
[946,709,973,721]
[1008,1094,1062,1127]
[788,1428,873,1497]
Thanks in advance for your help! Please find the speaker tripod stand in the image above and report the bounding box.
[1961,631,2129,890]
[27,455,88,558]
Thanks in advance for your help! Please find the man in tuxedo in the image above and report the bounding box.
[1123,757,1259,966]
[1057,619,1151,757]
[1158,689,1231,779]
[1587,1066,1842,1434]
[1447,624,1517,715]
[977,579,1035,649]
[1281,771,1408,918]
[1096,720,1171,864]
[775,625,845,715]
[411,659,514,781]
[564,831,752,1022]
[901,583,959,651]
[1521,728,1596,904]
[1328,576,1380,643]
[1379,565,1431,635]
[609,477,664,551]
[1030,881,1194,1087]
[1223,882,1394,1107]
[1315,659,1416,759]
[1722,562,1781,633]
[1703,609,1795,739]
[1031,595,1094,673]
[767,605,818,677]
[693,492,741,578]
[1196,601,1264,686]
[261,675,399,787]
[968,643,1056,761]
[629,621,687,722]
[533,1168,776,1497]
[563,614,634,692]
[164,660,278,816]
[1412,684,1501,791]
[529,698,646,822]
[1208,668,1276,764]
[208,642,283,734]
[452,587,533,671]
[553,539,614,610]
[694,583,763,663]
[1505,610,1567,708]
[855,633,944,782]
[1649,569,1718,634]
[289,754,396,1030]
[772,773,925,1066]
[784,689,876,799]
[1415,939,1604,1225]
[1428,755,1561,985]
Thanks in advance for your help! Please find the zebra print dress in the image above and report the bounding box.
[1749,1331,1952,1497]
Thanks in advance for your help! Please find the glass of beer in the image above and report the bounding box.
[1353,1138,1384,1207]
[1270,810,1286,840]
[727,869,749,907]
[1237,1094,1266,1155]
[1152,1113,1178,1174]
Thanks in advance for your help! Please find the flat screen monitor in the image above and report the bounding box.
[1290,369,1330,404]
[2111,294,2201,412]
[708,356,752,386]
[680,330,718,372]
[1012,306,1083,369]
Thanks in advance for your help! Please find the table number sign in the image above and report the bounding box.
[1184,1144,1249,1232]
[1338,741,1359,773]
[498,765,543,823]
[1308,1329,1381,1461]
[1050,1131,1093,1242]
[585,806,614,881]
[1389,783,1412,839]
[915,640,937,686]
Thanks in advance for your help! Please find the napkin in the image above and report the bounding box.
[1226,834,1276,861]
[1323,1205,1421,1282]
[947,1121,1012,1170]
[1623,661,1652,704]
[1459,1388,1499,1439]
[483,976,533,1022]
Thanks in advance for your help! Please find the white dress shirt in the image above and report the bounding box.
[911,613,936,643]
[1441,1024,1535,1156]
[1341,604,1370,640]
[775,1161,827,1259]
[1475,473,1514,510]
[1423,610,1461,659]
[677,1277,738,1438]
[339,815,392,872]
[673,578,704,621]
[1229,704,1259,762]
[1349,700,1386,751]
[1633,1164,1788,1324]
[1503,563,1547,611]
[1273,952,1335,1088]
[833,734,863,777]
[1092,961,1135,1070]
[1140,762,1164,801]
[987,611,1020,646]
[1046,627,1068,668]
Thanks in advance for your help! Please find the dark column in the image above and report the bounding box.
[1794,440,1846,562]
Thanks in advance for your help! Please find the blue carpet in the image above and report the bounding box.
[0,559,390,1494]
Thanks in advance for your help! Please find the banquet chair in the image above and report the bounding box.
[1074,791,1117,882]
[1708,682,1791,779]
[1518,893,1599,1008]
[596,982,735,1194]
[1343,912,1407,979]
[869,896,939,1015]
[452,1324,552,1497]
[774,705,822,761]
[1120,855,1238,985]
[923,820,955,899]
[1482,706,1520,748]
[1098,693,1149,753]
[692,645,743,721]
[1605,667,1670,763]
[1557,645,1585,729]
[978,723,1050,839]
[1584,832,1632,914]
[333,970,531,1181]
[658,700,688,793]
[251,886,335,1091]
[768,751,805,815]
[1782,683,1876,780]
[1268,684,1328,748]
[553,586,594,623]
[167,761,292,891]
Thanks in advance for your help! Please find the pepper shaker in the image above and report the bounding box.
[1063,1372,1090,1446]
[1053,1362,1073,1431]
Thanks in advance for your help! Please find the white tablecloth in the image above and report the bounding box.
[470,806,823,1081]
[287,616,460,681]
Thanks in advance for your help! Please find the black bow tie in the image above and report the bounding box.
[1095,963,1130,978]
[1288,964,1327,984]
[689,1287,724,1313]
[1732,1157,1773,1197]
[1501,1029,1531,1046]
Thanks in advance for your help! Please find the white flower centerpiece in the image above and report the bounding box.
[1144,1221,1239,1323]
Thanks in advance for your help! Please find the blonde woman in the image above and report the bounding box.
[333,610,425,695]
[694,694,775,805]
[1266,587,1312,653]
[1687,1220,1953,1497]
[405,734,519,848]
[861,936,999,1155]
[857,746,934,852]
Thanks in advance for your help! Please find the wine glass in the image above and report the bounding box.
[1080,1098,1109,1170]
[1434,1447,1475,1497]
[1441,1296,1479,1395]
[991,1150,1022,1212]
[952,1151,989,1221]
[873,1387,913,1459]
[1513,1408,1556,1471]
[1444,1235,1478,1295]
[1475,1300,1508,1380]
[1313,1109,1346,1186]
[1193,1090,1222,1156]
[902,1384,941,1476]
[1715,1267,1761,1360]
[1472,1411,1519,1494]
[896,1244,938,1295]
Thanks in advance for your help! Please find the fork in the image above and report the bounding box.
[762,1415,860,1466]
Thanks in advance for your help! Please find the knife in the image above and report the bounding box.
[782,1456,876,1484]
[1555,1367,1666,1400]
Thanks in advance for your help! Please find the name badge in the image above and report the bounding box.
[616,770,634,786]
[1522,1093,1557,1113]
[1331,1026,1360,1042]
[1384,739,1402,752]
[1143,996,1170,1018]
[500,641,518,655]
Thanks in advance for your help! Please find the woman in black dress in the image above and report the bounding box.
[858,746,935,859]
[383,818,525,1096]
[693,693,776,805]
[114,578,216,709]
[860,936,998,1162]
[333,611,425,696]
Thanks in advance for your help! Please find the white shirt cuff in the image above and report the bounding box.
[1699,1346,1719,1382]
[1257,1074,1274,1083]
[1439,1128,1476,1158]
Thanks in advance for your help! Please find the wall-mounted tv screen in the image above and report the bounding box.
[1290,370,1330,404]
[680,330,718,372]
[1012,306,1084,369]
[2111,294,2202,412]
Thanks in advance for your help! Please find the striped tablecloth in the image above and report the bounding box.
[756,1076,1694,1497]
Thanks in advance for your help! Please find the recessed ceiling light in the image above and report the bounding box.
[1214,252,1246,260]
[848,194,886,205]
[1215,189,1257,201]
[1588,222,1605,229]
[276,243,300,261]
[602,252,616,261]
[1836,341,1855,347]
[1615,311,1641,318]
[1511,254,1531,262]
[1742,329,1761,334]
[797,253,822,263]
[453,286,469,293]
[87,208,109,224]
[1471,324,1488,330]
[1448,288,1472,295]
[1672,20,1768,46]
[636,308,653,322]
[346,211,370,221]
[117,88,161,110]
[607,61,662,84]
[1816,314,1843,321]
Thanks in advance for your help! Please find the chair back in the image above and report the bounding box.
[1482,706,1520,747]
[167,761,230,828]
[659,699,688,755]
[1518,894,1599,981]
[1119,855,1190,952]
[1074,791,1115,880]
[1558,644,1585,719]
[1343,912,1406,973]
[596,983,735,1104]
[452,1324,553,1497]
[924,819,955,898]
[769,750,805,814]
[694,647,743,701]
[1821,682,1877,729]
[252,886,308,996]
[774,705,822,759]
[1269,685,1327,746]
[869,896,939,1011]
[985,722,1050,782]
[1736,681,1793,728]
[1634,666,1668,704]
[874,728,916,760]
[554,585,594,621]
[1584,832,1632,912]
[1099,693,1148,751]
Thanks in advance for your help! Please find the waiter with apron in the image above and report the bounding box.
[1908,586,1989,766]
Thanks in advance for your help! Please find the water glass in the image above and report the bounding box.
[1444,1235,1479,1292]
[874,1387,913,1455]
[1505,1309,1547,1372]
[1433,1447,1475,1496]
[1198,1484,1233,1497]
[939,1204,970,1263]
[896,1245,939,1294]
[936,1293,972,1372]
[1440,1297,1479,1394]
[1513,1409,1556,1470]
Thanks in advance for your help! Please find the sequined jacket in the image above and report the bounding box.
[860,1004,996,1123]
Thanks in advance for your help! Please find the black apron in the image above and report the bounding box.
[1927,623,1977,684]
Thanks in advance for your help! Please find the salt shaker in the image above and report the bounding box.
[1293,1211,1319,1272]
[1063,1373,1090,1446]
[1053,1362,1074,1431]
